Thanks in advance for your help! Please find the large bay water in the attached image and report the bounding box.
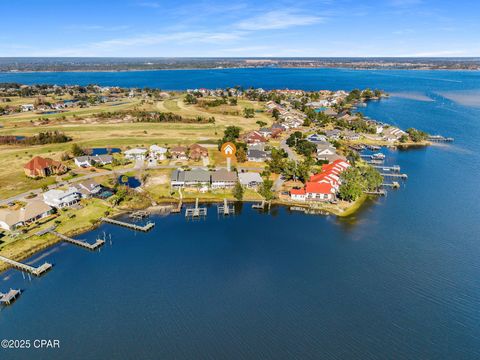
[1,68,480,359]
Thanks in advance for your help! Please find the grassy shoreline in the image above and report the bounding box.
[0,194,366,274]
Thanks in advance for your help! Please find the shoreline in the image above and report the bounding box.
[1,67,479,75]
[0,196,363,274]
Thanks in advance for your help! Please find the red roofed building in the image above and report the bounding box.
[24,156,67,178]
[290,188,306,201]
[241,131,267,144]
[305,181,335,201]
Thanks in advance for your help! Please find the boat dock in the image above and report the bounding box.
[366,159,384,164]
[428,135,454,142]
[252,200,267,209]
[0,289,21,305]
[129,210,150,219]
[49,231,105,251]
[218,199,235,216]
[380,173,408,179]
[0,255,52,276]
[372,165,401,172]
[382,182,400,188]
[365,189,387,196]
[185,198,207,218]
[100,217,155,232]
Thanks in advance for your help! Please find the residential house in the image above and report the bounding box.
[149,145,168,161]
[306,133,328,144]
[290,188,306,202]
[241,131,267,144]
[316,144,338,162]
[184,169,211,188]
[247,149,270,162]
[0,201,53,231]
[342,130,361,141]
[71,180,103,198]
[170,146,188,160]
[382,127,406,142]
[24,156,67,178]
[21,104,34,112]
[43,187,81,208]
[74,155,113,168]
[323,108,338,117]
[258,128,272,138]
[304,181,336,202]
[170,169,186,188]
[124,148,148,161]
[211,169,238,189]
[324,129,342,140]
[189,144,209,161]
[238,172,263,189]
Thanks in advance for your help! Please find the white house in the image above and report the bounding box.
[43,187,81,208]
[0,201,53,231]
[211,169,237,189]
[238,172,263,188]
[124,148,148,161]
[149,145,168,161]
[71,180,103,198]
[74,155,113,168]
[316,144,337,160]
[21,104,35,112]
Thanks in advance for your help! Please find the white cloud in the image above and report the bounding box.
[236,10,324,31]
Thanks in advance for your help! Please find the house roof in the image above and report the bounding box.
[124,148,147,155]
[290,188,306,195]
[211,169,238,182]
[248,149,269,159]
[0,200,52,227]
[184,169,211,182]
[238,172,263,185]
[24,156,61,171]
[305,182,334,194]
[150,145,167,153]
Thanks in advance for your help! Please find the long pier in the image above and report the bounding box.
[365,189,387,196]
[382,182,400,188]
[428,135,454,142]
[380,173,408,179]
[100,217,155,232]
[0,255,52,276]
[0,289,21,305]
[252,200,266,209]
[185,198,207,218]
[49,231,105,250]
[372,165,401,172]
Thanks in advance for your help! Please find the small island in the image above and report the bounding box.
[0,83,451,272]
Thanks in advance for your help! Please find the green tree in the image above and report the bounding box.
[243,108,255,118]
[338,167,364,201]
[71,143,85,157]
[236,147,247,163]
[272,108,280,120]
[232,181,244,201]
[259,179,274,200]
[184,93,198,104]
[256,120,267,128]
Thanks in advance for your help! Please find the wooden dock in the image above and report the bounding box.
[218,199,235,216]
[382,182,400,188]
[185,198,207,218]
[372,165,400,172]
[0,289,21,305]
[49,231,105,250]
[428,135,454,142]
[252,200,266,209]
[380,173,408,179]
[100,217,155,232]
[129,210,149,219]
[0,255,52,276]
[365,189,387,196]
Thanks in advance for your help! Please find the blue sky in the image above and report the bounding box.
[1,0,479,57]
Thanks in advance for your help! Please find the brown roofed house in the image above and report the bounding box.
[189,144,209,161]
[170,146,188,160]
[24,156,67,178]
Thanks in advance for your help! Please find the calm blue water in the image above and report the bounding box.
[90,147,121,156]
[1,69,480,359]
